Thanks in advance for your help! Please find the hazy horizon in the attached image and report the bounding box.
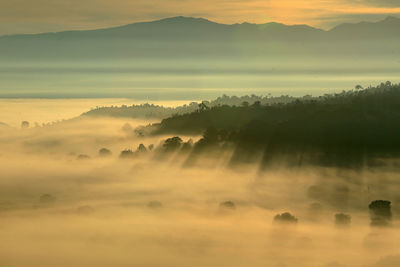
[1,15,399,99]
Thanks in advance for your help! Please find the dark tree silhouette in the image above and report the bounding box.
[163,136,183,152]
[369,200,392,226]
[120,149,135,159]
[198,102,209,112]
[136,144,147,153]
[99,148,112,157]
[274,212,298,224]
[21,121,29,129]
[219,201,236,210]
[77,154,90,160]
[335,213,351,227]
[241,101,249,107]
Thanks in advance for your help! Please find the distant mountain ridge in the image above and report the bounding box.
[329,16,400,39]
[1,15,399,61]
[1,15,399,40]
[1,15,399,99]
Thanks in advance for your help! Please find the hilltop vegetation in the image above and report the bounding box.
[82,94,308,119]
[142,82,400,167]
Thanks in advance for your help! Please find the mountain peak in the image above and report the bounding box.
[154,16,214,24]
[383,16,399,22]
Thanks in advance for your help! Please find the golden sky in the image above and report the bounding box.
[0,0,399,35]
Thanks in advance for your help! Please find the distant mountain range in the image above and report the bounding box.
[1,16,399,60]
[2,16,400,40]
[1,16,399,99]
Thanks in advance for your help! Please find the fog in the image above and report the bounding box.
[0,98,194,127]
[1,57,399,100]
[0,107,399,267]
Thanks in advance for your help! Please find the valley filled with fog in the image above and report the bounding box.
[1,98,400,267]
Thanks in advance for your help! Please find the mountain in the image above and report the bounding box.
[329,16,400,40]
[0,16,323,41]
[0,16,399,99]
[1,16,399,61]
[3,15,399,40]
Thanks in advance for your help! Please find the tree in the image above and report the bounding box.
[21,121,29,129]
[198,102,209,112]
[120,149,135,159]
[181,139,193,151]
[274,212,298,224]
[136,144,147,153]
[335,213,351,227]
[77,154,90,160]
[220,201,236,209]
[99,148,112,157]
[251,101,261,108]
[163,136,183,151]
[369,200,392,226]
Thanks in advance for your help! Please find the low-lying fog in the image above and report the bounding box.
[0,115,400,267]
[0,98,193,127]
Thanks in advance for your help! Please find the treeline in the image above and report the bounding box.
[81,94,316,119]
[81,102,199,119]
[143,82,400,168]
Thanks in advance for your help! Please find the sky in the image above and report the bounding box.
[0,0,399,35]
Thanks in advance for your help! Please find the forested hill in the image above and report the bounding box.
[81,94,308,119]
[144,82,400,167]
[150,81,398,135]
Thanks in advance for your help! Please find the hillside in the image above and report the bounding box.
[145,82,400,167]
[81,94,307,119]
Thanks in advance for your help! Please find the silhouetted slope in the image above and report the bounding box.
[82,102,199,119]
[148,82,400,167]
[82,94,305,119]
[329,16,400,40]
[151,83,400,135]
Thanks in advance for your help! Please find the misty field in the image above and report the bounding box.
[0,111,399,267]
